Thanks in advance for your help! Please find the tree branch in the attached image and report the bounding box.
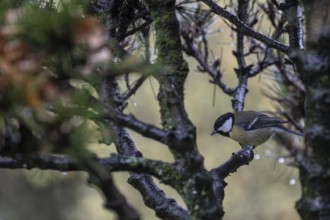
[211,146,254,206]
[281,0,304,50]
[200,0,290,54]
[100,76,190,220]
[231,0,250,111]
[0,155,140,220]
[121,75,148,101]
[0,154,176,178]
[0,155,78,170]
[181,31,235,95]
[103,110,171,145]
[128,173,192,220]
[212,146,254,180]
[145,0,223,218]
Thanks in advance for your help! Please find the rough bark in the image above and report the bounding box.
[144,0,223,219]
[293,1,330,219]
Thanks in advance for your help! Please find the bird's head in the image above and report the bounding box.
[211,112,234,137]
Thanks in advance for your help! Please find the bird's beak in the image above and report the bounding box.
[211,130,217,136]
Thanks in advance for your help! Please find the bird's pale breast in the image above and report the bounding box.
[230,126,274,146]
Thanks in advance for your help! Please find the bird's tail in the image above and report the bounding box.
[275,126,304,137]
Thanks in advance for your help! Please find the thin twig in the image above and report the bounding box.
[201,0,290,53]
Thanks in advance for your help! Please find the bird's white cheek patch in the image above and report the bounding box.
[218,118,233,133]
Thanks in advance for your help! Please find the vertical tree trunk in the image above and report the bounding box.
[295,1,330,219]
[144,0,224,219]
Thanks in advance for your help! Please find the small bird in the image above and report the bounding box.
[211,111,303,146]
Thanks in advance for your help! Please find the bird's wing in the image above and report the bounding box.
[249,113,285,130]
[235,111,285,130]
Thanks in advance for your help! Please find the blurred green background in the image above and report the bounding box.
[0,9,301,220]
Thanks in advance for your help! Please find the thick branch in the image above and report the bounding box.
[0,155,78,170]
[282,0,304,49]
[211,146,254,206]
[100,154,177,181]
[0,154,175,178]
[82,155,140,220]
[128,173,191,220]
[232,0,250,111]
[103,110,171,145]
[1,152,141,220]
[100,76,190,219]
[145,0,224,219]
[212,146,254,180]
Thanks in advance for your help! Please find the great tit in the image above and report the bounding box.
[211,111,303,146]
